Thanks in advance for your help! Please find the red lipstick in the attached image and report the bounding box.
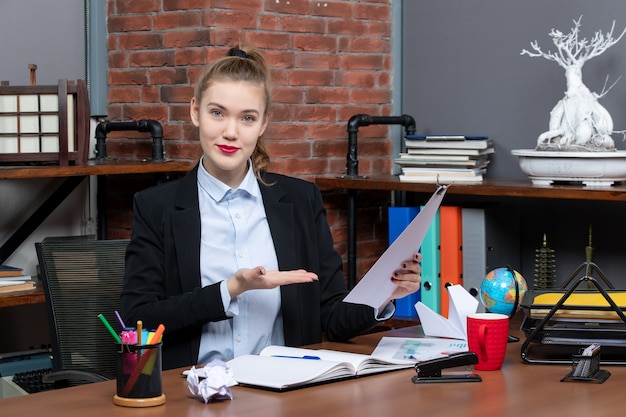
[217,144,238,154]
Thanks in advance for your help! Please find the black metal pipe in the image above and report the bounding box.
[94,119,164,161]
[345,114,416,178]
[343,114,417,288]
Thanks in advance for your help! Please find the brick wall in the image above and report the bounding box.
[105,0,395,279]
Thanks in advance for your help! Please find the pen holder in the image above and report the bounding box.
[561,347,610,383]
[113,342,166,407]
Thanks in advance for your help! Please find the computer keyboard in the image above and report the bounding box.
[12,368,56,394]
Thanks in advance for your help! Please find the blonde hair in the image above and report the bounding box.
[194,45,272,179]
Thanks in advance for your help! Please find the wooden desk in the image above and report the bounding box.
[0,284,44,308]
[1,325,623,417]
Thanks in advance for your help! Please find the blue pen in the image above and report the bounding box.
[272,355,321,360]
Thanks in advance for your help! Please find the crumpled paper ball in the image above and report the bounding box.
[186,360,237,403]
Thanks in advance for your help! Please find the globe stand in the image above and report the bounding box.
[507,276,520,343]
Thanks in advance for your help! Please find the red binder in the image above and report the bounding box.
[439,206,463,318]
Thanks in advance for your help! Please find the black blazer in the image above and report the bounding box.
[121,165,378,370]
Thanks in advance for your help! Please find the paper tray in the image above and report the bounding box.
[523,291,626,322]
[519,277,626,365]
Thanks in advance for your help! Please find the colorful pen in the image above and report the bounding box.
[97,313,121,343]
[114,310,126,329]
[272,355,321,360]
[137,320,142,345]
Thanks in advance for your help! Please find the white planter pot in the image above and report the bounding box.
[511,149,626,186]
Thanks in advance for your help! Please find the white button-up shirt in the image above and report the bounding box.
[196,161,283,363]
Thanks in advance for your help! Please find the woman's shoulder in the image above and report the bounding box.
[261,171,316,188]
[261,172,321,196]
[135,166,198,203]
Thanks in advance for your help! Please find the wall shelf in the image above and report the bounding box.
[0,159,195,180]
[315,175,626,202]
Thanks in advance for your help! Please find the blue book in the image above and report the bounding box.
[419,207,440,314]
[388,207,421,317]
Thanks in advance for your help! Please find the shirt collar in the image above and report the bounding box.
[197,157,260,203]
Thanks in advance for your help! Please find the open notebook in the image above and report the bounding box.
[194,345,413,391]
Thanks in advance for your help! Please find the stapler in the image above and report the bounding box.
[412,352,482,384]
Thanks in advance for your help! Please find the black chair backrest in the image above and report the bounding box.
[36,238,129,379]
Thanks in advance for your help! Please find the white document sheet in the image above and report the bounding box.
[414,284,479,340]
[343,185,447,310]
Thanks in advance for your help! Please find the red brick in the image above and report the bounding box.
[123,104,169,121]
[265,140,311,158]
[109,69,149,85]
[283,158,329,175]
[108,86,140,103]
[313,138,348,156]
[265,123,307,140]
[355,3,390,21]
[108,15,153,32]
[293,34,337,52]
[264,0,309,15]
[210,28,247,47]
[162,0,206,11]
[350,88,391,104]
[129,50,176,67]
[306,87,349,104]
[109,52,129,69]
[335,71,377,87]
[213,0,263,11]
[164,29,212,48]
[170,104,193,122]
[113,0,160,15]
[272,86,304,104]
[279,16,325,33]
[350,37,390,54]
[149,67,189,85]
[310,1,353,18]
[327,19,367,36]
[119,33,164,50]
[293,105,337,122]
[209,10,258,28]
[289,70,334,87]
[161,85,195,103]
[175,48,206,66]
[308,123,345,140]
[296,53,340,70]
[153,11,202,29]
[258,14,278,30]
[341,55,384,71]
[247,33,292,50]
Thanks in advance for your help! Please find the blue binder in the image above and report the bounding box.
[388,206,421,317]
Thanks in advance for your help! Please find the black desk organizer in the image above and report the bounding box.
[520,273,626,365]
[560,346,611,383]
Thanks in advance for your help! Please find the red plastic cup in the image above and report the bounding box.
[466,313,509,371]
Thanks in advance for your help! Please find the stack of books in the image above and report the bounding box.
[0,265,35,294]
[395,135,494,183]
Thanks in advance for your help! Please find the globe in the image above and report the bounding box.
[480,267,528,316]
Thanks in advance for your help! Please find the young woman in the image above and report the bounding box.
[121,45,422,370]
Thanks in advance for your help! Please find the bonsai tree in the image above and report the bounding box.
[521,17,626,151]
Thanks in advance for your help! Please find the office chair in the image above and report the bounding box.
[36,237,130,387]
